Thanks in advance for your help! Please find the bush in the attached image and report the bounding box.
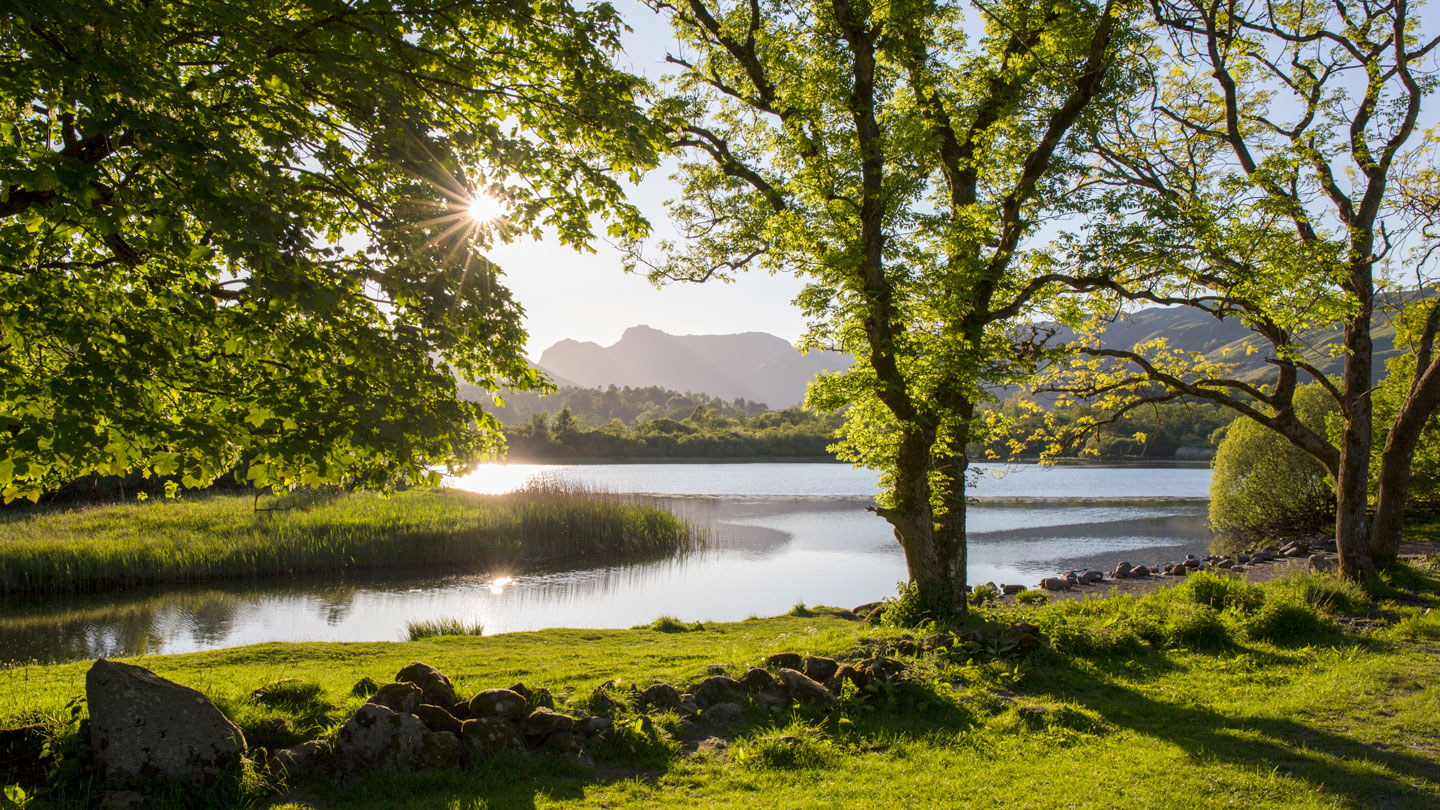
[1241,596,1339,644]
[1180,571,1264,614]
[1163,603,1232,649]
[646,616,704,633]
[1209,384,1335,544]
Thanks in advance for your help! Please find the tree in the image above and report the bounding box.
[634,0,1133,616]
[0,0,656,501]
[1043,0,1438,578]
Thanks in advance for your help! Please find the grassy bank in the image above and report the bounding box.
[3,559,1438,809]
[0,484,701,597]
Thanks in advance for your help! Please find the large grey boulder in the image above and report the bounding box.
[395,662,458,707]
[86,659,246,785]
[333,703,460,775]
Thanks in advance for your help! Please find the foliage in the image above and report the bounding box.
[0,0,658,502]
[1239,597,1340,646]
[982,395,1234,460]
[470,384,774,427]
[645,616,705,633]
[1179,571,1264,615]
[1208,385,1335,544]
[1014,590,1049,606]
[0,483,700,596]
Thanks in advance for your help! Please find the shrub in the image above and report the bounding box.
[1209,384,1335,544]
[1180,571,1264,614]
[1242,596,1339,644]
[1163,603,1232,649]
[969,584,1000,607]
[646,616,704,633]
[786,602,817,618]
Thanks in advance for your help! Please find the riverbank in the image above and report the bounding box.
[2,560,1437,809]
[0,485,701,598]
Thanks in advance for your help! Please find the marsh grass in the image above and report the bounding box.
[0,483,701,597]
[406,618,486,640]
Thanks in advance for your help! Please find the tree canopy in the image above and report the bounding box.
[0,0,657,501]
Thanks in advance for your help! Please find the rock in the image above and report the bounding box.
[1218,559,1235,569]
[574,716,614,740]
[702,701,747,728]
[678,694,701,715]
[368,682,424,715]
[268,739,330,781]
[776,669,839,707]
[826,664,871,694]
[414,704,464,736]
[521,708,576,738]
[693,676,746,708]
[852,602,883,617]
[803,656,840,683]
[858,656,905,681]
[1284,547,1310,558]
[765,652,804,670]
[1112,561,1133,578]
[468,688,528,720]
[450,699,474,720]
[1081,570,1105,584]
[86,658,247,786]
[1171,565,1188,577]
[1003,622,1043,656]
[1040,577,1072,592]
[639,682,683,712]
[395,662,458,707]
[1308,553,1333,573]
[1063,572,1079,584]
[1131,565,1151,577]
[99,790,147,810]
[334,703,460,775]
[506,682,554,710]
[544,731,594,767]
[1183,558,1201,569]
[1002,584,1027,595]
[460,718,526,761]
[739,667,790,707]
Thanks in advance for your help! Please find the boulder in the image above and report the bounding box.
[1308,553,1333,573]
[1131,565,1151,577]
[395,662,458,707]
[1112,561,1133,578]
[449,699,474,720]
[803,656,840,684]
[521,708,576,738]
[468,688,528,720]
[693,676,746,708]
[1081,570,1105,584]
[267,739,331,781]
[1218,559,1235,570]
[574,716,614,740]
[505,682,554,710]
[460,718,526,762]
[414,704,464,736]
[739,667,790,708]
[826,664,871,694]
[1001,584,1027,595]
[1040,577,1072,592]
[776,669,839,707]
[639,682,682,712]
[368,682,424,715]
[765,652,804,670]
[86,659,247,786]
[702,701,747,728]
[333,703,460,775]
[858,656,906,681]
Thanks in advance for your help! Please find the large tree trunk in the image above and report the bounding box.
[1335,308,1377,580]
[878,427,967,619]
[1371,437,1413,569]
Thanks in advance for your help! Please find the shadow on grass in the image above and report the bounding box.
[1025,645,1440,809]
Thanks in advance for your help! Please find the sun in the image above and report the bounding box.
[467,192,506,225]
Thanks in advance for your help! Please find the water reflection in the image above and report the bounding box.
[1,466,1215,664]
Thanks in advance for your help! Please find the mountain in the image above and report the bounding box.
[536,325,850,408]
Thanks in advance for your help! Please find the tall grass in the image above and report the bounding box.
[0,482,703,597]
[405,618,486,640]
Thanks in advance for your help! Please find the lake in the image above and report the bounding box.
[0,462,1213,663]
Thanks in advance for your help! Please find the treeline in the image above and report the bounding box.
[494,384,1236,462]
[503,405,843,461]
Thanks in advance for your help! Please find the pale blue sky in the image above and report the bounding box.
[487,1,812,360]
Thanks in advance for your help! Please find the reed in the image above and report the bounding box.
[405,618,487,640]
[0,482,702,597]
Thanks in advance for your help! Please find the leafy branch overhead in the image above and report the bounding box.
[0,0,660,501]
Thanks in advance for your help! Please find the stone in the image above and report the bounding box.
[449,699,474,720]
[1001,584,1027,595]
[693,676,746,708]
[776,669,839,707]
[826,664,871,694]
[460,717,526,761]
[575,716,614,739]
[678,694,701,715]
[587,686,623,716]
[267,739,331,781]
[468,688,528,720]
[414,704,464,736]
[1171,565,1188,577]
[1218,559,1235,569]
[852,602,883,617]
[521,708,576,738]
[86,658,247,786]
[506,682,554,710]
[639,682,683,712]
[702,701,747,728]
[1308,553,1333,573]
[1040,577,1072,592]
[765,652,804,670]
[1081,570,1105,584]
[858,656,905,681]
[739,667,790,707]
[1131,565,1151,577]
[1112,561,1133,578]
[1003,623,1043,656]
[395,662,458,707]
[99,790,147,810]
[803,656,841,684]
[333,703,460,775]
[368,682,424,715]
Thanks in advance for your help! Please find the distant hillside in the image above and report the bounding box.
[536,325,850,408]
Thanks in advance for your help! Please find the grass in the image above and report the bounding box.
[0,482,702,597]
[5,560,1440,809]
[405,618,486,641]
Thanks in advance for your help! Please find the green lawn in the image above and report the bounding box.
[4,560,1439,809]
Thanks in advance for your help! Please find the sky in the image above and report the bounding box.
[485,1,812,361]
